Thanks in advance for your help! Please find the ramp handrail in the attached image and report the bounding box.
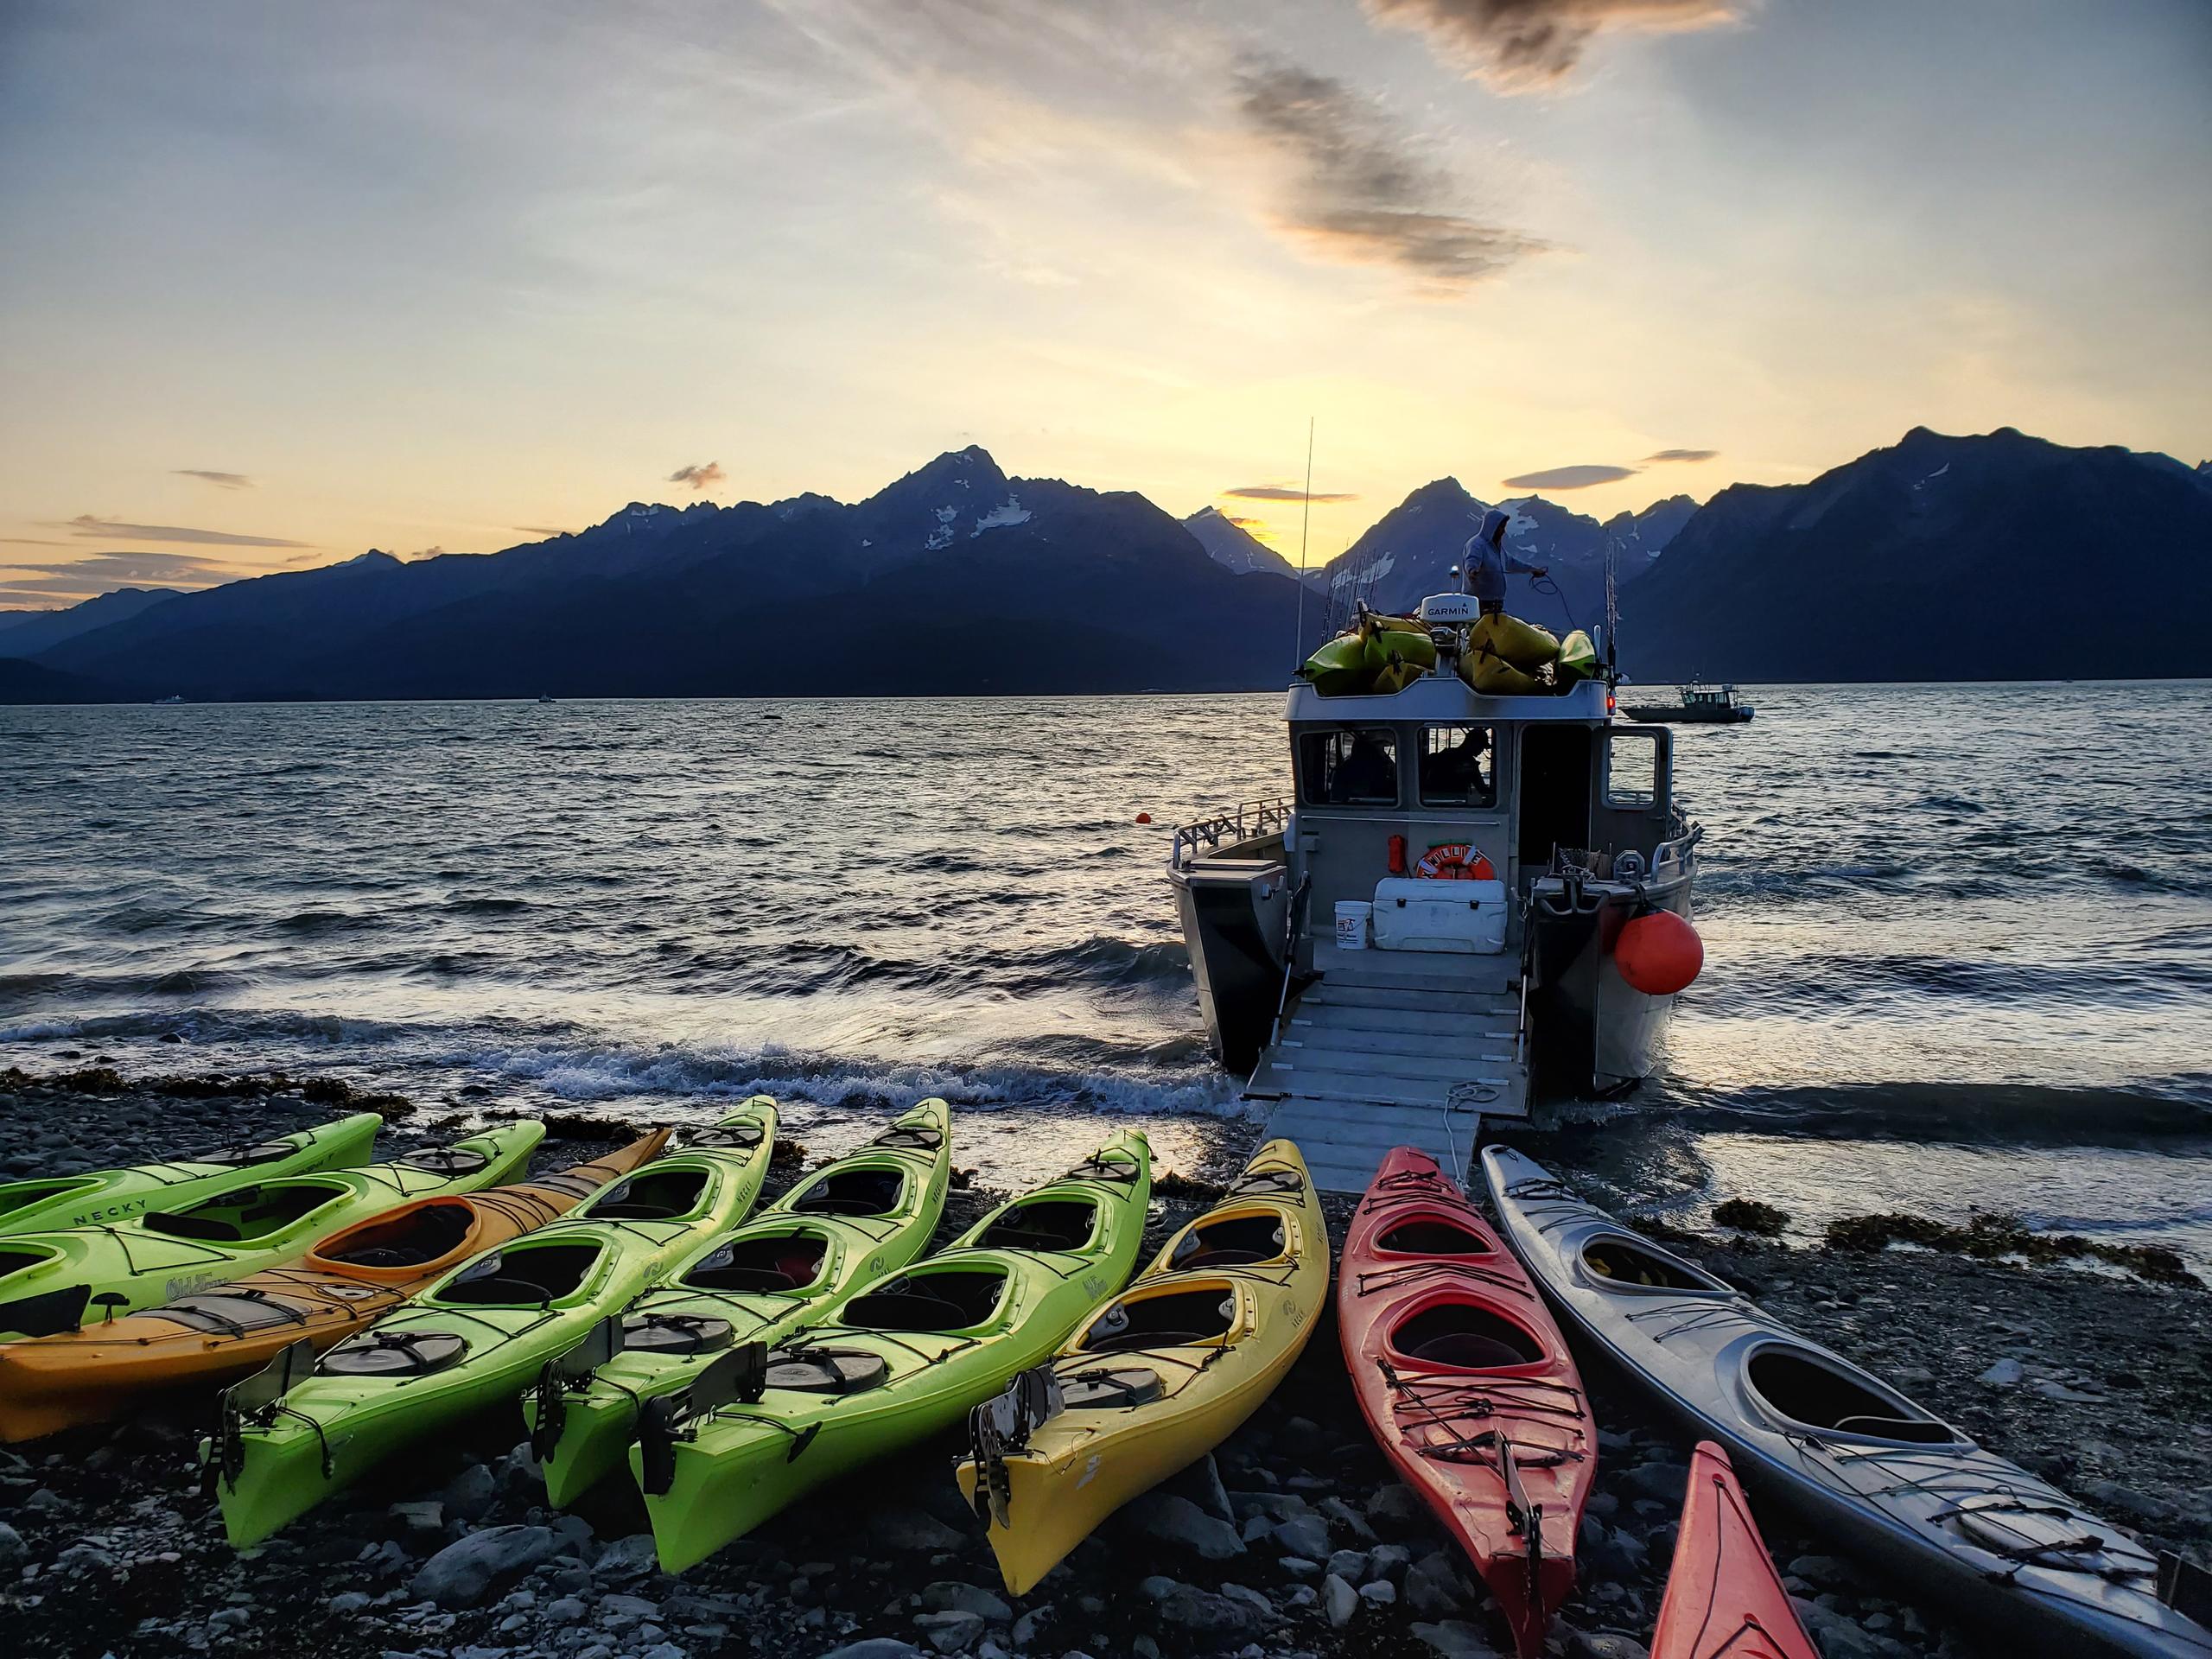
[1167,796,1291,872]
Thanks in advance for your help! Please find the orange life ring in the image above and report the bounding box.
[1414,843,1496,880]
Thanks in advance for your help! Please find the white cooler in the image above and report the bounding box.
[1370,876,1508,954]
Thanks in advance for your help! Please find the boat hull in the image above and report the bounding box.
[1528,869,1692,1095]
[1171,850,1290,1076]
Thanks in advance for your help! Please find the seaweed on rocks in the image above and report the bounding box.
[1713,1198,1790,1236]
[1825,1208,2202,1286]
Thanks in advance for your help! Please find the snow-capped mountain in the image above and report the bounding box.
[1180,506,1302,579]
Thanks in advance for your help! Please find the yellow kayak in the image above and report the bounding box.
[1461,648,1544,696]
[953,1140,1328,1597]
[1469,611,1559,671]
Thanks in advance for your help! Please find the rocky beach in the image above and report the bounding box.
[3,1064,2208,1659]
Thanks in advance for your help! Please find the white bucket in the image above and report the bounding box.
[1334,900,1373,950]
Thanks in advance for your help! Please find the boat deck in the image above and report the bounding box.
[1241,942,1529,1195]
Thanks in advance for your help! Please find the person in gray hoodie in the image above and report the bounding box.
[1464,506,1547,616]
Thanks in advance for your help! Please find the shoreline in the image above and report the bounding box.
[3,1065,2206,1659]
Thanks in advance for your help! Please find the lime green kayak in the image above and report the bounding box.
[1555,628,1598,684]
[0,1112,382,1236]
[531,1098,954,1508]
[0,1122,540,1342]
[1299,633,1370,696]
[635,1127,1153,1572]
[210,1100,778,1546]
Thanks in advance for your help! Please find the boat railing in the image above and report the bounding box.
[1655,816,1704,878]
[1168,796,1292,872]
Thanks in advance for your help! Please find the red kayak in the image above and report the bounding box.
[1339,1147,1597,1659]
[1652,1442,1821,1659]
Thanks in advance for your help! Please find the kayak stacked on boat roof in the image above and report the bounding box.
[1297,604,1598,699]
[1482,1145,2212,1659]
[955,1139,1328,1597]
[637,1128,1154,1573]
[0,1111,383,1235]
[529,1098,954,1506]
[0,1121,544,1342]
[1338,1146,1596,1659]
[210,1100,782,1545]
[0,1128,670,1442]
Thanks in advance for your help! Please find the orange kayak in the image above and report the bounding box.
[0,1128,669,1441]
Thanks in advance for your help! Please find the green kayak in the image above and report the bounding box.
[0,1122,540,1342]
[0,1112,382,1236]
[531,1098,954,1507]
[635,1127,1153,1572]
[210,1099,779,1546]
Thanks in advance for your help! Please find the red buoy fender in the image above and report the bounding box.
[1615,910,1702,995]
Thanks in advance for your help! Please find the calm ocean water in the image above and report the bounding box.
[3,685,2209,1262]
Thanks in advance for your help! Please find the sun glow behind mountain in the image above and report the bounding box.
[1,0,2207,605]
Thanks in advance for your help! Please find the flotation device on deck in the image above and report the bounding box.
[1614,910,1703,995]
[1414,843,1496,880]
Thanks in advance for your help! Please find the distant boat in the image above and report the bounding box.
[1624,682,1754,724]
[537,695,556,703]
[151,694,185,705]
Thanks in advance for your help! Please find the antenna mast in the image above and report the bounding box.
[1291,416,1314,667]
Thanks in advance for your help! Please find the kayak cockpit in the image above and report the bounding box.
[1580,1233,1734,1295]
[318,1200,475,1268]
[1375,1216,1495,1257]
[1168,1211,1289,1268]
[580,1167,713,1222]
[0,1178,99,1221]
[142,1178,350,1243]
[785,1166,906,1217]
[1079,1283,1239,1353]
[682,1230,831,1294]
[1388,1302,1545,1370]
[844,1266,1007,1332]
[975,1197,1101,1254]
[435,1241,607,1306]
[1742,1344,1962,1446]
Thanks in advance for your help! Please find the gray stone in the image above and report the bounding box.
[1976,1357,2024,1386]
[391,1500,445,1533]
[410,1525,562,1609]
[1323,1573,1359,1628]
[870,1506,967,1552]
[1358,1579,1397,1605]
[1137,1575,1265,1637]
[2076,1478,2182,1527]
[1317,1496,1379,1541]
[1271,1514,1332,1560]
[919,1581,1013,1622]
[1367,1541,1413,1584]
[1218,1583,1274,1619]
[1405,1552,1476,1618]
[1325,1548,1370,1584]
[1624,1462,1692,1503]
[1161,1453,1235,1524]
[1790,1598,1909,1659]
[444,1463,499,1523]
[914,1610,987,1654]
[1365,1483,1427,1532]
[327,1592,372,1616]
[1123,1491,1246,1560]
[638,1645,684,1659]
[1277,1555,1320,1579]
[1412,1620,1500,1658]
[1784,1554,1866,1592]
[592,1534,660,1581]
[1008,1610,1046,1647]
[0,1522,23,1570]
[1230,1491,1310,1522]
[1569,1636,1651,1659]
[817,1643,925,1659]
[55,1543,117,1574]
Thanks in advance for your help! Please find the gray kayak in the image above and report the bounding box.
[1481,1147,2212,1659]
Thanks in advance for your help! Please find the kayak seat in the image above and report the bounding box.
[871,1126,944,1151]
[1377,1218,1491,1256]
[976,1198,1099,1253]
[320,1202,475,1268]
[438,1243,606,1306]
[1060,1365,1166,1408]
[1389,1304,1543,1370]
[1230,1167,1304,1198]
[1171,1214,1287,1268]
[583,1169,711,1222]
[202,1139,305,1168]
[684,1233,830,1294]
[788,1167,906,1217]
[1746,1348,1956,1443]
[1582,1236,1731,1293]
[847,1268,1007,1332]
[143,1181,344,1243]
[1080,1287,1236,1353]
[684,1124,766,1151]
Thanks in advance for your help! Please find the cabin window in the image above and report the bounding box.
[1604,729,1661,810]
[1419,725,1496,808]
[1298,728,1400,806]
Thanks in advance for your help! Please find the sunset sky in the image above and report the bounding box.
[3,0,2208,606]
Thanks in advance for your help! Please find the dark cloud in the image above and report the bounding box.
[45,515,308,548]
[1502,463,1640,488]
[1235,60,1544,289]
[174,469,253,490]
[1642,447,1717,463]
[0,550,243,601]
[667,461,726,490]
[1224,484,1362,502]
[1363,0,1741,87]
[514,524,576,538]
